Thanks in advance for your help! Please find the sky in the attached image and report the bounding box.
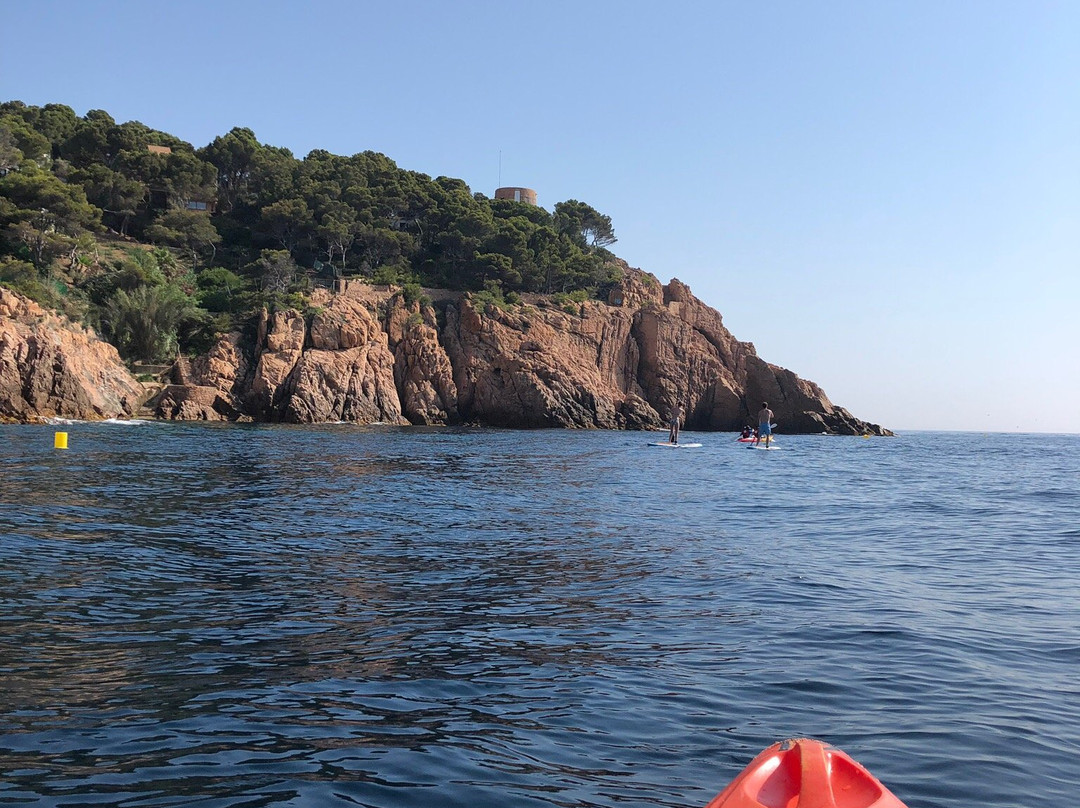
[2,0,1077,433]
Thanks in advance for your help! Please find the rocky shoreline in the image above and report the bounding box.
[0,267,891,436]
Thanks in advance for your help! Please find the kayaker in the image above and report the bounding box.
[741,425,752,439]
[668,404,683,444]
[757,402,774,448]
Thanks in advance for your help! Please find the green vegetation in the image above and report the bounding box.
[0,101,624,363]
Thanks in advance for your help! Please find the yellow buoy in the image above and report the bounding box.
[54,431,68,449]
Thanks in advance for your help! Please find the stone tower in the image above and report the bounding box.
[494,187,538,205]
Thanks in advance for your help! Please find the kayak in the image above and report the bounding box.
[704,738,909,808]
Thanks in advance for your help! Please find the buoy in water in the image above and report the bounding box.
[54,431,68,449]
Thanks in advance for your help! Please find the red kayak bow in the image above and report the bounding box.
[704,738,909,808]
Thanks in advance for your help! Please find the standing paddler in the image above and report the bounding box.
[757,402,774,448]
[668,403,683,445]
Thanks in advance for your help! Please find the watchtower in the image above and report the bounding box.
[494,187,538,206]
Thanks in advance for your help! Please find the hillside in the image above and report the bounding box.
[0,101,889,434]
[1,100,621,367]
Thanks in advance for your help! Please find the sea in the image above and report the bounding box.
[0,423,1077,808]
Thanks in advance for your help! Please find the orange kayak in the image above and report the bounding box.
[704,738,909,808]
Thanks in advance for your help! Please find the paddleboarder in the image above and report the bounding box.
[668,403,683,445]
[757,402,774,448]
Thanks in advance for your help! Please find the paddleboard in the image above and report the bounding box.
[649,442,703,448]
[748,444,780,450]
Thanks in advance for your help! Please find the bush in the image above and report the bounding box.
[264,291,308,314]
[195,267,248,313]
[100,283,196,362]
[372,261,417,287]
[0,257,87,320]
[401,282,423,306]
[470,289,500,311]
[470,279,510,312]
[0,256,45,295]
[177,307,223,357]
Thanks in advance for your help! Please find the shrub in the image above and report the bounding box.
[470,289,499,311]
[372,261,417,287]
[0,257,87,320]
[100,283,195,362]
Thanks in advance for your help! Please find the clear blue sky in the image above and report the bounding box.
[3,1,1077,432]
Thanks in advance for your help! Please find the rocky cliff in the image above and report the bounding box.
[0,288,143,422]
[155,267,890,435]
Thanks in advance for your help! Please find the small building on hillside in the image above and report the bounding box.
[145,145,215,211]
[494,186,537,205]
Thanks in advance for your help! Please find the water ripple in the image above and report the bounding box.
[1,426,1078,807]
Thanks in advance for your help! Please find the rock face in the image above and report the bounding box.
[155,268,890,435]
[0,288,143,422]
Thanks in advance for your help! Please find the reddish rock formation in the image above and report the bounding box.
[443,295,650,429]
[152,267,890,435]
[160,332,250,420]
[248,307,306,420]
[388,303,458,425]
[284,296,405,423]
[0,288,143,422]
[155,384,232,421]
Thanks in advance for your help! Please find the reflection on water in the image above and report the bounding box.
[1,425,1078,807]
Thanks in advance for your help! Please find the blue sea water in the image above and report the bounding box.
[0,423,1077,808]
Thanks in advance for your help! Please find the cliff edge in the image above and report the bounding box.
[154,266,890,435]
[0,288,144,422]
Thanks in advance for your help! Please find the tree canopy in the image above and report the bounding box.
[0,100,624,362]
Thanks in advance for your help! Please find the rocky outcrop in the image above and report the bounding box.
[153,267,890,435]
[0,288,144,422]
[158,332,250,420]
[155,384,233,421]
[388,303,458,425]
[442,295,650,429]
